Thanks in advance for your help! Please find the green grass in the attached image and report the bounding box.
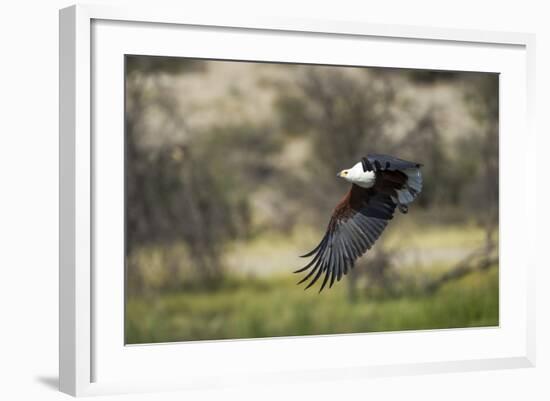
[125,265,499,344]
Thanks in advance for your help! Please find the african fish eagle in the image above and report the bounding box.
[295,154,423,292]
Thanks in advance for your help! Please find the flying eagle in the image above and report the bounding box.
[295,154,423,292]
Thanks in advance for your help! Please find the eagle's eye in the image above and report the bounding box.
[343,171,348,176]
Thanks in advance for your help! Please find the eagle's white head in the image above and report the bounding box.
[337,162,376,188]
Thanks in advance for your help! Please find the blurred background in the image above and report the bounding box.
[125,55,499,344]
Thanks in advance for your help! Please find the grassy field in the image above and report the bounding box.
[222,218,493,276]
[125,264,498,344]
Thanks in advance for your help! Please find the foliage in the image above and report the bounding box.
[126,60,282,287]
[126,265,498,344]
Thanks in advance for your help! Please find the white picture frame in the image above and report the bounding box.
[59,4,536,397]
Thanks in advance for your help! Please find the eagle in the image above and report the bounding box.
[295,154,423,292]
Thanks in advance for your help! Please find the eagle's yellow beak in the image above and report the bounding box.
[337,170,348,178]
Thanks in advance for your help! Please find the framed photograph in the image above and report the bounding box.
[59,4,536,396]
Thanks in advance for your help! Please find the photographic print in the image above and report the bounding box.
[124,55,499,344]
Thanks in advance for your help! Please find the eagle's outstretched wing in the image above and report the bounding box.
[361,153,422,172]
[295,184,396,292]
[363,153,423,212]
